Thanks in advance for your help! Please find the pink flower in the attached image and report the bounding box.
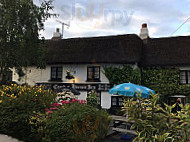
[51,107,58,110]
[34,99,38,101]
[47,110,51,114]
[65,101,69,104]
[71,99,76,103]
[54,103,58,106]
[45,108,49,111]
[57,104,61,107]
[62,100,66,104]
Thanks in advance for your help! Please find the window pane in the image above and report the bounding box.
[188,79,190,84]
[88,72,93,79]
[57,72,62,78]
[57,67,62,72]
[180,76,186,80]
[88,68,93,72]
[94,67,99,72]
[187,71,190,75]
[51,73,56,79]
[112,97,116,101]
[94,74,99,79]
[52,68,56,72]
[112,102,117,106]
[180,80,186,84]
[180,71,185,76]
[118,97,123,101]
[119,102,123,106]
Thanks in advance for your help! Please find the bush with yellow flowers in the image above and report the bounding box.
[0,84,57,142]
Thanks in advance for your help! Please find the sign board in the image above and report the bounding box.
[36,83,112,92]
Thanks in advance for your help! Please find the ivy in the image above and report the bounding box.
[142,68,179,97]
[103,66,190,102]
[103,65,141,85]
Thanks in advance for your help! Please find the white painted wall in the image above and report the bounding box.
[77,91,87,100]
[12,63,137,109]
[101,92,111,109]
[12,64,124,85]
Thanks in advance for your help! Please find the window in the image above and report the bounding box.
[180,70,190,84]
[87,66,100,82]
[50,67,63,81]
[111,96,123,107]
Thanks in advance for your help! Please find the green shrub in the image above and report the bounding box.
[44,102,111,142]
[0,84,57,142]
[87,90,98,108]
[122,93,190,142]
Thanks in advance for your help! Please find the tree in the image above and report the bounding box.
[0,0,56,83]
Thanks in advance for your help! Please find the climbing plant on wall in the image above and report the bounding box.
[103,66,190,102]
[142,68,179,96]
[103,65,141,85]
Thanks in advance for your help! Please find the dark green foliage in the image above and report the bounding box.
[142,68,190,102]
[142,68,179,96]
[44,103,111,142]
[0,0,56,81]
[87,91,98,108]
[103,65,141,85]
[123,93,190,142]
[103,66,190,102]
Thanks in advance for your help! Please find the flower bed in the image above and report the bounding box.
[0,85,111,142]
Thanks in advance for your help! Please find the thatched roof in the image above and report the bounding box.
[45,34,143,64]
[142,36,190,66]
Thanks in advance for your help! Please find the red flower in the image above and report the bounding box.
[34,99,38,101]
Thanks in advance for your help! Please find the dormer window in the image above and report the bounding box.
[50,66,63,81]
[87,66,100,82]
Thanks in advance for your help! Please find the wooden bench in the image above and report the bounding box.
[112,128,137,135]
[111,115,137,136]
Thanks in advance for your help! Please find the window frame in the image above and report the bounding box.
[111,96,124,107]
[87,66,101,82]
[180,70,190,85]
[50,66,63,81]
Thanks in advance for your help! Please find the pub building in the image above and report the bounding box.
[12,24,190,109]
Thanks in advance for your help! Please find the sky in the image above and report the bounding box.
[34,0,190,39]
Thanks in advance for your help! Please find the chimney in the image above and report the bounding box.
[52,28,62,40]
[139,23,149,40]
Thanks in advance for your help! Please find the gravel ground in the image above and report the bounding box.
[0,135,22,142]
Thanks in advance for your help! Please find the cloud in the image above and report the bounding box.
[34,0,190,39]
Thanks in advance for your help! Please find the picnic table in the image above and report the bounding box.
[111,115,137,135]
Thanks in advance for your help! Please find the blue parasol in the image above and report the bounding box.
[109,83,155,98]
